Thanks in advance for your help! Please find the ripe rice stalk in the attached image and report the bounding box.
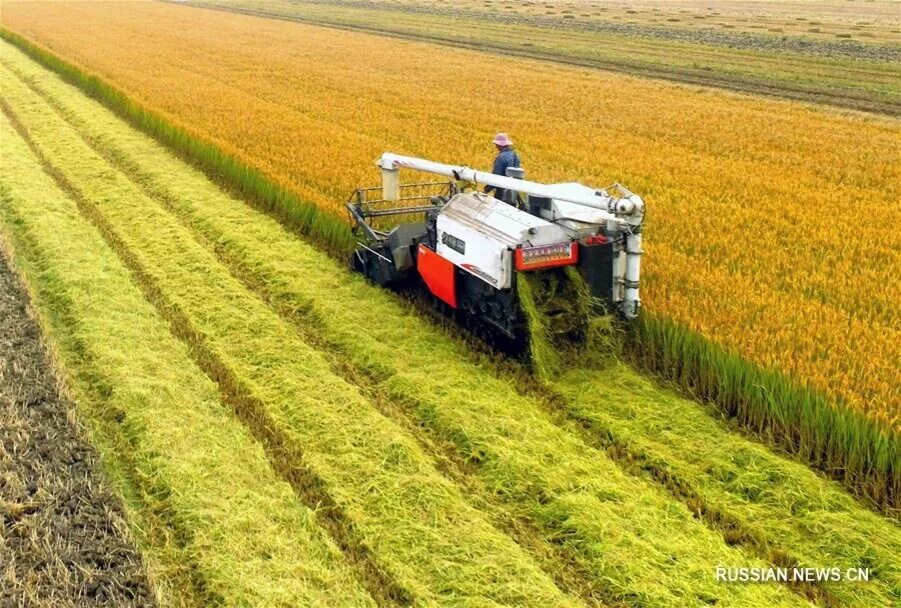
[1,49,827,608]
[3,2,897,428]
[627,312,899,508]
[1,16,897,508]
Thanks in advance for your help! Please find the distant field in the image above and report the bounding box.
[183,0,901,114]
[360,0,901,43]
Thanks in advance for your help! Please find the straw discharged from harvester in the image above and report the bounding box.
[344,152,645,380]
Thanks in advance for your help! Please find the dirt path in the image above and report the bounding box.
[0,246,155,607]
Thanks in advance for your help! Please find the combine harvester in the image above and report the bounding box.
[347,153,645,346]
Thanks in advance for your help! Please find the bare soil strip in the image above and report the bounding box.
[0,245,156,608]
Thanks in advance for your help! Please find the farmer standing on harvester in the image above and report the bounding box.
[484,132,521,204]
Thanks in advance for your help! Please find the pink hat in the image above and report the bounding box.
[492,132,513,147]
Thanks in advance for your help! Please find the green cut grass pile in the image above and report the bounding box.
[0,42,816,608]
[2,27,892,509]
[0,111,376,608]
[553,365,901,608]
[629,311,900,510]
[0,53,577,608]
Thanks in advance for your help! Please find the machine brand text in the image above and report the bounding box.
[441,232,466,254]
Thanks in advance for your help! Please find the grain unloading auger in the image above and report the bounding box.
[347,152,645,341]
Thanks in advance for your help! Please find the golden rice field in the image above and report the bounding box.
[2,1,901,604]
[3,1,896,430]
[3,32,900,606]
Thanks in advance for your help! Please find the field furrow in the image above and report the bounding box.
[0,39,823,608]
[0,107,376,608]
[0,54,580,608]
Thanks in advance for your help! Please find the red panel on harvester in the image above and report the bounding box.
[417,244,457,308]
[515,242,579,271]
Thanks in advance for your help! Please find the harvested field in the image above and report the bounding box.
[184,0,901,114]
[331,0,901,46]
[0,246,154,608]
[1,36,899,607]
[0,100,378,608]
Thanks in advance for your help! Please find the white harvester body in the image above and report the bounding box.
[346,151,646,338]
[436,193,570,290]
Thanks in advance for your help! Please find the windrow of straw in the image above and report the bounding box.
[0,24,893,508]
[628,312,900,510]
[0,111,376,608]
[0,47,816,608]
[550,364,901,607]
[516,266,616,382]
[0,59,577,608]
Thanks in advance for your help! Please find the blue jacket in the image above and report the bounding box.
[492,148,521,177]
[486,148,521,201]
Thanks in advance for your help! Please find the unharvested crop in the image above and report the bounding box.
[2,0,896,433]
[188,0,901,114]
[7,41,900,607]
[0,42,820,608]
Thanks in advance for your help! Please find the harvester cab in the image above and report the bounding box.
[346,152,644,341]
